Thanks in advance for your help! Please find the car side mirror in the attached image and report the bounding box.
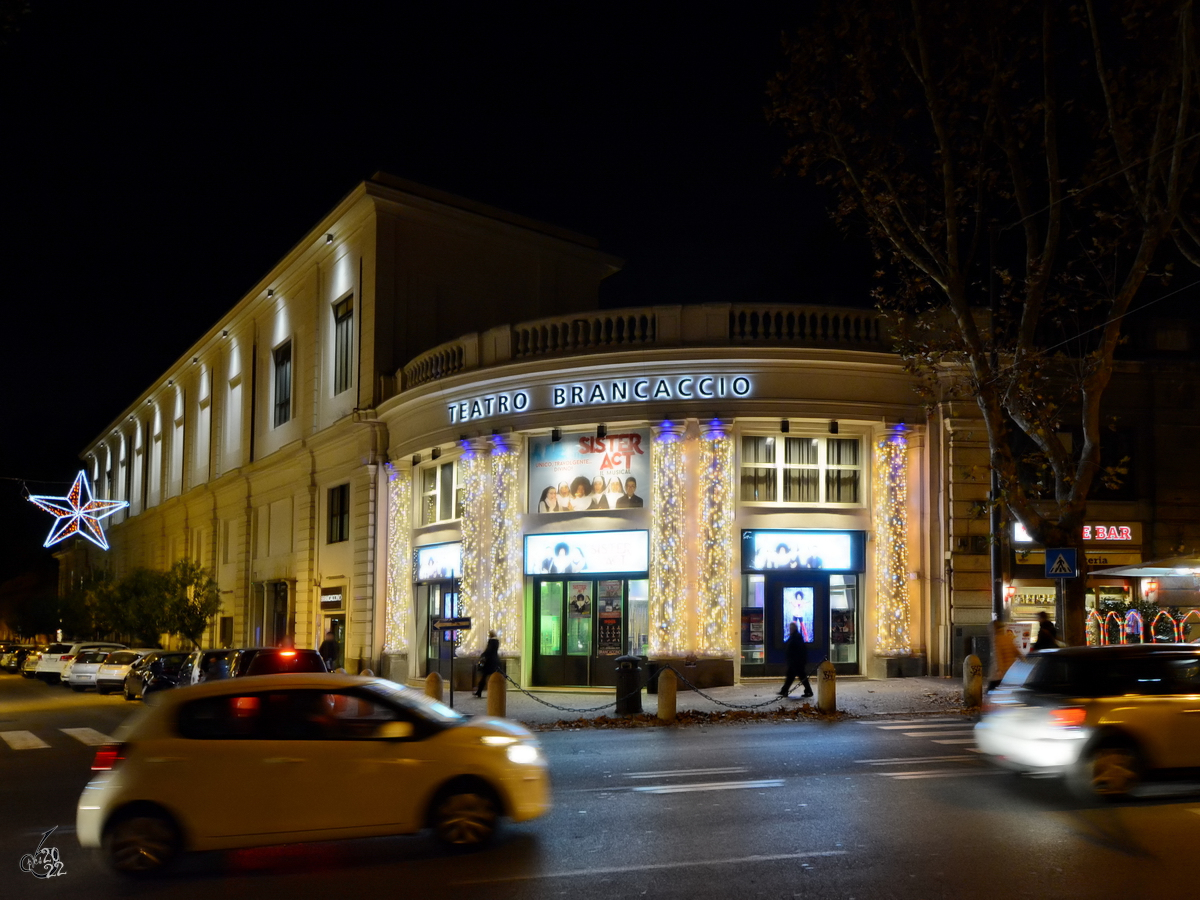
[375,721,414,740]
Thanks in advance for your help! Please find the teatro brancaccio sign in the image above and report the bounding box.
[445,374,753,425]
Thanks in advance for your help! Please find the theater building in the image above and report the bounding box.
[79,172,1099,687]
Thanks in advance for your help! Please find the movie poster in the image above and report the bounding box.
[528,429,650,514]
[597,579,623,655]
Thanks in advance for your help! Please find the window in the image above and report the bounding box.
[420,460,462,525]
[327,483,350,544]
[273,341,292,427]
[333,296,354,395]
[740,434,862,505]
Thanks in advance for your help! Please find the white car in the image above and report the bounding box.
[36,641,127,684]
[77,673,551,874]
[95,649,158,695]
[65,650,115,692]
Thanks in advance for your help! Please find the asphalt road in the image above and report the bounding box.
[3,673,1199,899]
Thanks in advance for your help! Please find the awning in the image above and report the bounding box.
[1090,555,1200,577]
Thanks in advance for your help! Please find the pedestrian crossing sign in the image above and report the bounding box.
[1045,548,1078,578]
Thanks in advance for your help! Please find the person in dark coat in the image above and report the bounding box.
[318,630,340,670]
[779,620,814,698]
[1032,611,1058,651]
[475,630,501,698]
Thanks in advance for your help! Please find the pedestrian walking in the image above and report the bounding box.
[319,630,340,670]
[1032,611,1058,651]
[778,620,813,699]
[988,619,1021,690]
[475,630,501,698]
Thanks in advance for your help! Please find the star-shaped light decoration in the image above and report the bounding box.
[28,471,128,550]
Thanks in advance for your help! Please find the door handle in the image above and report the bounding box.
[263,757,305,764]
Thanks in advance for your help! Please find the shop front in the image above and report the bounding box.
[527,530,650,687]
[739,529,865,676]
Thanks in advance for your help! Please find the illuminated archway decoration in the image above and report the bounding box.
[650,422,687,655]
[874,427,911,656]
[29,471,128,550]
[1102,610,1125,646]
[383,462,412,653]
[1085,609,1104,646]
[489,434,522,652]
[1178,609,1200,642]
[696,420,734,655]
[1124,608,1144,644]
[1148,609,1179,643]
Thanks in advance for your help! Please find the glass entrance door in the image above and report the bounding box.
[534,577,646,686]
[424,581,460,680]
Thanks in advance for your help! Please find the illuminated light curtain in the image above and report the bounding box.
[456,437,491,655]
[874,426,912,655]
[489,434,522,654]
[696,420,735,655]
[651,421,688,655]
[383,462,412,652]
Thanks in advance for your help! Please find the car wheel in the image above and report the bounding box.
[1072,742,1143,800]
[103,808,180,875]
[431,786,499,847]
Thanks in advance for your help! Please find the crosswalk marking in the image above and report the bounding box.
[60,727,113,746]
[902,730,975,737]
[1,731,50,750]
[856,754,975,765]
[931,738,977,745]
[878,723,968,731]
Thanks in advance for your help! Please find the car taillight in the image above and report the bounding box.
[279,650,296,657]
[60,654,74,662]
[1049,707,1087,728]
[92,742,127,771]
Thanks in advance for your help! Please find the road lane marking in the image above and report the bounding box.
[625,767,748,779]
[885,770,1004,780]
[858,717,962,726]
[931,739,977,744]
[902,730,976,737]
[877,723,970,730]
[632,779,784,794]
[1,731,50,750]
[60,728,113,746]
[855,755,975,765]
[452,850,849,884]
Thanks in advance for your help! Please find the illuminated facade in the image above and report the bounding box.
[75,174,981,684]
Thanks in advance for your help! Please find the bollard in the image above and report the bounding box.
[817,660,837,713]
[425,671,444,703]
[657,667,677,723]
[963,653,983,708]
[486,671,506,718]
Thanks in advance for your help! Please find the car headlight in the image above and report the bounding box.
[505,743,542,765]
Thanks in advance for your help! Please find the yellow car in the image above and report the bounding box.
[78,673,551,874]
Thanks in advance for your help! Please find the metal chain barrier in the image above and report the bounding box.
[500,671,644,714]
[661,664,788,711]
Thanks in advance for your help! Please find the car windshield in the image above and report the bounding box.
[77,651,109,664]
[106,651,139,666]
[368,680,465,725]
[45,644,71,654]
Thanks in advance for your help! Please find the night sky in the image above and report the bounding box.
[0,3,875,583]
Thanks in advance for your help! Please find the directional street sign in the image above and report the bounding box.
[432,616,472,631]
[1045,548,1078,578]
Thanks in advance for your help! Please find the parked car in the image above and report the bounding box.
[123,651,191,701]
[239,647,328,677]
[1,644,38,673]
[21,648,46,678]
[175,649,239,687]
[65,650,115,692]
[975,643,1200,799]
[78,673,551,874]
[95,650,158,695]
[36,641,127,684]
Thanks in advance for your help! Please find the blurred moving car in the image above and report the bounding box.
[95,650,158,695]
[77,673,551,874]
[36,641,127,684]
[124,651,191,701]
[976,644,1200,799]
[66,650,116,692]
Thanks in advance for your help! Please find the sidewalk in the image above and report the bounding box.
[435,675,970,729]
